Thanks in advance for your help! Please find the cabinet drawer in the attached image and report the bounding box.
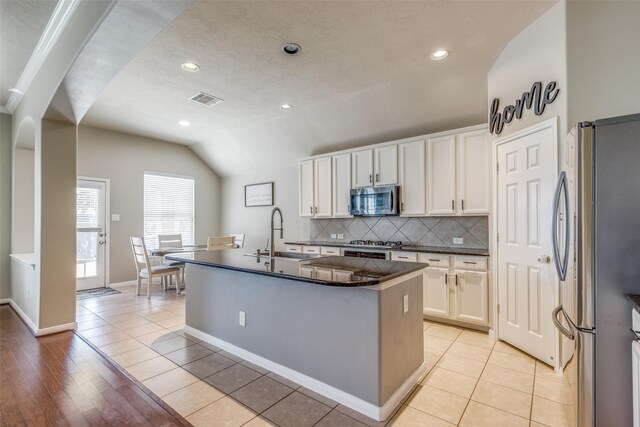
[453,255,488,271]
[418,253,450,269]
[285,245,303,253]
[391,251,418,262]
[320,247,341,256]
[302,246,321,254]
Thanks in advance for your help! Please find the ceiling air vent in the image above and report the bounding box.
[189,92,224,106]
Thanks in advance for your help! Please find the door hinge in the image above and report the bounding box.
[497,233,499,243]
[496,162,499,173]
[497,303,501,314]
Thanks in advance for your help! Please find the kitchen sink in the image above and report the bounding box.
[243,252,326,261]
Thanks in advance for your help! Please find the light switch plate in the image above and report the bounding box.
[453,237,464,245]
[337,234,344,239]
[331,234,337,239]
[111,214,120,222]
[403,295,409,314]
[239,311,246,327]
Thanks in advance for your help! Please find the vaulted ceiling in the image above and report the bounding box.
[6,1,555,177]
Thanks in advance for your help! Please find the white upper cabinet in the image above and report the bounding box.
[427,135,457,215]
[374,145,398,186]
[457,130,490,215]
[299,124,489,218]
[399,140,426,215]
[332,154,352,217]
[299,160,314,217]
[314,157,332,217]
[352,149,374,188]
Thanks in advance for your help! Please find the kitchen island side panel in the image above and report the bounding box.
[185,263,382,404]
[379,275,424,404]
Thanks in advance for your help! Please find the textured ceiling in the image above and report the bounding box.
[0,0,58,107]
[82,0,555,177]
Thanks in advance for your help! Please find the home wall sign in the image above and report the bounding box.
[490,81,560,135]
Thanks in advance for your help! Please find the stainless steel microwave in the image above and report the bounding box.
[349,185,400,216]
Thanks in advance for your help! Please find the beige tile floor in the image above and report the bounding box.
[76,284,574,426]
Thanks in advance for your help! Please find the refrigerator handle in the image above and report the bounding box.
[552,171,570,281]
[552,305,575,340]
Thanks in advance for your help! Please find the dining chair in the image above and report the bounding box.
[157,233,186,287]
[229,233,245,248]
[207,236,236,250]
[130,237,182,299]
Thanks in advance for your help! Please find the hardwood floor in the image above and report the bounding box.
[0,304,186,426]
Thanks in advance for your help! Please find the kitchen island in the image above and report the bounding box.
[166,250,427,421]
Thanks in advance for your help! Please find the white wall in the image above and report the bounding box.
[487,2,568,141]
[12,148,34,254]
[77,125,222,284]
[220,166,308,253]
[567,1,640,124]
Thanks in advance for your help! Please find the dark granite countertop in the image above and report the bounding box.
[285,241,489,257]
[166,250,427,287]
[627,295,640,313]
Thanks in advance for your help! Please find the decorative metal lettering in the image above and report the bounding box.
[490,81,560,135]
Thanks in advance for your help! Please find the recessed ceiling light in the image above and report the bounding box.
[280,104,292,111]
[430,49,450,60]
[281,43,301,55]
[181,62,200,72]
[179,120,190,126]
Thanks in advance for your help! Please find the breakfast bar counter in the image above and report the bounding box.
[166,251,427,421]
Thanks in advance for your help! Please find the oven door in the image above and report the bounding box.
[350,186,399,216]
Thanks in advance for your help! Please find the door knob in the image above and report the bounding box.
[537,255,551,264]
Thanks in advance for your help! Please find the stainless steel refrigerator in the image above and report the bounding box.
[552,113,640,426]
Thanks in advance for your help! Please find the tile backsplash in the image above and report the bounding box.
[310,216,488,249]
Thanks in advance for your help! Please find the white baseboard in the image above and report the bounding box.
[5,298,76,336]
[109,280,137,288]
[8,299,39,335]
[184,325,426,421]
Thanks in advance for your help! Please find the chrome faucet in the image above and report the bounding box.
[270,207,284,256]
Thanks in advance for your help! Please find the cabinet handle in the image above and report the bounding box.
[347,204,350,212]
[428,259,440,262]
[369,174,373,183]
[463,261,477,265]
[452,200,455,210]
[315,206,318,214]
[398,256,408,259]
[462,199,465,211]
[455,274,459,286]
[445,273,448,285]
[376,173,380,182]
[310,206,313,214]
[401,202,404,212]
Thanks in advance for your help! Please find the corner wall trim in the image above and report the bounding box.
[4,299,77,336]
[184,325,426,421]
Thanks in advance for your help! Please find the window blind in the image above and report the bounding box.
[143,173,195,249]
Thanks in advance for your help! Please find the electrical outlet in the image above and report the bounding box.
[239,311,246,327]
[111,214,120,222]
[331,234,337,239]
[403,295,409,313]
[337,234,344,239]
[453,237,464,245]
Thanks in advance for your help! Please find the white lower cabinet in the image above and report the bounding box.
[633,310,640,427]
[394,252,489,326]
[423,267,450,318]
[453,270,489,325]
[314,267,334,281]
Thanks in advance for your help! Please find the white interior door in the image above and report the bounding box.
[496,122,557,365]
[77,179,108,290]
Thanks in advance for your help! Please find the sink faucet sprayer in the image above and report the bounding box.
[270,207,284,256]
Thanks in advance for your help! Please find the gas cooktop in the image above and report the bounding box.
[348,240,403,248]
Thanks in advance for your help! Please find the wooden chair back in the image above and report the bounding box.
[158,234,183,248]
[229,233,245,248]
[207,236,235,251]
[130,237,150,274]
